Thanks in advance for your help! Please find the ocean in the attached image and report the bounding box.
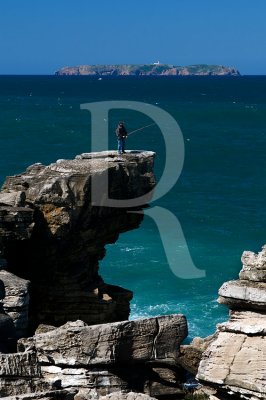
[1,75,266,339]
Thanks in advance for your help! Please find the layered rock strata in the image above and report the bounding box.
[0,315,187,398]
[0,151,156,335]
[197,245,266,400]
[0,151,192,399]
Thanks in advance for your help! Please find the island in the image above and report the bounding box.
[55,63,240,76]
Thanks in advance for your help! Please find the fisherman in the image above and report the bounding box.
[115,121,128,154]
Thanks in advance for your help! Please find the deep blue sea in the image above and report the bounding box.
[1,75,266,339]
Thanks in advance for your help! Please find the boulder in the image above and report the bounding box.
[18,315,187,366]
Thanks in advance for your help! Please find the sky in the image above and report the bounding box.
[1,0,266,75]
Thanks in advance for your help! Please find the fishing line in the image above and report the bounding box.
[127,123,156,137]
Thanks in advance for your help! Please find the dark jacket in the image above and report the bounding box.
[116,124,128,138]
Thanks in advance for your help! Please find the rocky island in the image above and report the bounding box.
[0,150,265,400]
[55,64,240,76]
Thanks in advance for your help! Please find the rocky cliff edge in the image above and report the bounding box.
[0,151,156,337]
[197,245,266,400]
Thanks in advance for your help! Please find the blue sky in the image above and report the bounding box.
[1,0,266,74]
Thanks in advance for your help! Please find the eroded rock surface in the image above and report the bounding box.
[0,270,29,338]
[0,316,187,398]
[0,151,191,399]
[197,245,266,400]
[0,151,155,334]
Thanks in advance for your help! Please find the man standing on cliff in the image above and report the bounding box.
[116,121,128,154]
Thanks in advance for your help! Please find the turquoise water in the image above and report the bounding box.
[1,75,266,339]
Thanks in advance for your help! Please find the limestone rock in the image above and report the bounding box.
[0,352,53,398]
[0,190,26,207]
[218,279,266,310]
[197,330,266,399]
[178,335,216,375]
[9,315,187,399]
[217,246,266,311]
[18,315,187,366]
[0,151,155,332]
[198,245,266,400]
[0,270,30,338]
[0,152,190,399]
[0,206,34,241]
[240,246,266,282]
[218,310,266,335]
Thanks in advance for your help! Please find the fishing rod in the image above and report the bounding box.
[127,123,156,137]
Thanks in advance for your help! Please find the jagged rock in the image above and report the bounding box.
[240,246,266,282]
[0,190,26,207]
[0,352,53,398]
[0,151,155,333]
[197,330,266,399]
[0,351,40,376]
[2,315,187,399]
[177,335,215,375]
[0,206,34,241]
[0,151,189,399]
[0,270,30,338]
[218,246,266,311]
[197,245,266,400]
[0,276,16,351]
[35,324,57,334]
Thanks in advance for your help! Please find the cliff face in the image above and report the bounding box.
[197,245,266,400]
[0,151,191,399]
[0,151,155,336]
[55,64,240,76]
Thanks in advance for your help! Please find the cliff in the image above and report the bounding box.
[0,150,192,399]
[55,64,240,76]
[1,150,265,399]
[0,150,156,337]
[197,245,266,400]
